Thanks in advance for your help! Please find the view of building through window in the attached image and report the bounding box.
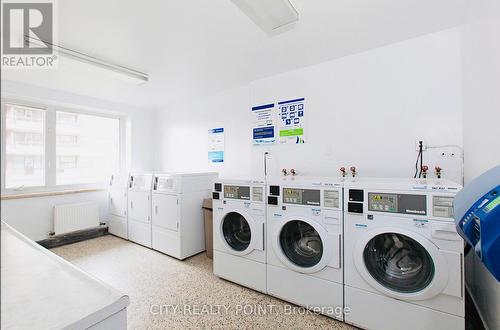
[3,104,120,189]
[4,104,45,188]
[56,111,120,185]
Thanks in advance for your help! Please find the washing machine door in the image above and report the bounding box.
[219,209,263,256]
[273,216,334,274]
[354,227,449,301]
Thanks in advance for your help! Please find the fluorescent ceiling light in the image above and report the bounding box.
[232,0,299,37]
[25,36,149,85]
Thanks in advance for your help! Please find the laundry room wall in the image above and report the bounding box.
[1,81,156,241]
[462,0,500,329]
[155,27,463,182]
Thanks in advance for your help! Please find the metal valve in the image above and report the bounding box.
[435,166,442,179]
[350,166,357,178]
[421,165,429,179]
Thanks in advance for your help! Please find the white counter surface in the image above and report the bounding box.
[1,222,129,329]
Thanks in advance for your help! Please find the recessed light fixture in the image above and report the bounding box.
[25,35,149,85]
[232,0,299,37]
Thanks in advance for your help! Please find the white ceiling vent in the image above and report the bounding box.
[232,0,299,37]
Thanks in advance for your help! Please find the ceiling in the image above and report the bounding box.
[2,0,469,109]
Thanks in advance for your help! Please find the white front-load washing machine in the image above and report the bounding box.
[212,179,267,293]
[266,177,344,320]
[344,178,464,330]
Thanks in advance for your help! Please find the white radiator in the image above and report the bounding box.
[54,202,100,235]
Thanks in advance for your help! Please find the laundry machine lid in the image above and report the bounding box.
[272,216,334,274]
[354,227,449,301]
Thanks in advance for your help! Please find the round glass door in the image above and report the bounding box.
[279,220,323,268]
[222,212,251,251]
[363,233,435,293]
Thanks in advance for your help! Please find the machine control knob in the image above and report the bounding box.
[290,169,297,176]
[282,168,288,176]
[340,167,346,177]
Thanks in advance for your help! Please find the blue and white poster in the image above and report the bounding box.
[277,98,305,144]
[208,128,224,163]
[252,103,276,145]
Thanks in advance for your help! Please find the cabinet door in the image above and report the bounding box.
[152,194,178,231]
[128,191,150,223]
[110,188,127,217]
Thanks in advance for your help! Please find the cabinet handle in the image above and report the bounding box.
[130,201,133,209]
[155,205,158,214]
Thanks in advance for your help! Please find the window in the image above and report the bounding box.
[56,111,120,185]
[2,101,122,191]
[4,104,45,188]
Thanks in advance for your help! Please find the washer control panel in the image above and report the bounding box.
[433,196,454,218]
[369,193,397,212]
[368,193,427,215]
[224,185,250,200]
[252,186,264,202]
[324,190,340,208]
[283,188,320,206]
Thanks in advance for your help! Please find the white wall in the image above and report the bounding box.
[462,0,500,328]
[1,81,156,241]
[155,28,463,183]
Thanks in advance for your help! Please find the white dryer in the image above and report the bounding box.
[266,177,344,320]
[344,178,464,330]
[108,173,128,239]
[127,173,153,248]
[151,172,218,260]
[212,179,266,293]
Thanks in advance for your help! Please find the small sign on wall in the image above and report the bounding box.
[277,98,305,144]
[252,103,276,145]
[208,127,224,163]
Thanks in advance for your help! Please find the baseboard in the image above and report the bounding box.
[37,226,108,249]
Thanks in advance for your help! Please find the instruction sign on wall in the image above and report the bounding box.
[277,98,305,144]
[208,127,224,163]
[252,103,276,145]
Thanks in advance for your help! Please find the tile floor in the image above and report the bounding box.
[51,235,354,329]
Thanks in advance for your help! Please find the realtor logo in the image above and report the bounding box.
[1,0,57,68]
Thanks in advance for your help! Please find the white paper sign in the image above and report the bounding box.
[208,127,224,163]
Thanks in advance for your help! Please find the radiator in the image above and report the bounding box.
[54,202,100,235]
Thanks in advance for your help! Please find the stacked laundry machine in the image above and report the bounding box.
[108,172,217,259]
[212,176,466,329]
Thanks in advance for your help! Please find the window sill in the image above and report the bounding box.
[1,188,107,200]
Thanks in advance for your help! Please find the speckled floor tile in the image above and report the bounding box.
[51,235,355,330]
